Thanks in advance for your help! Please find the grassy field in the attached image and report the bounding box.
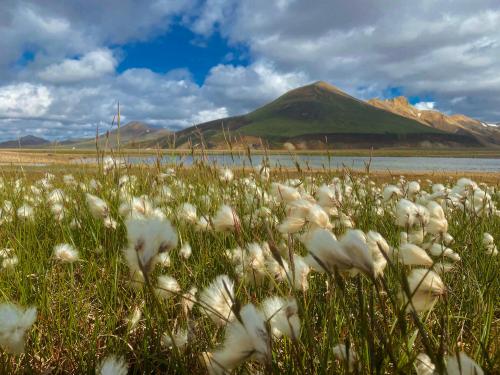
[0,157,498,373]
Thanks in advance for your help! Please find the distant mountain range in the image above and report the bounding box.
[1,81,499,149]
[0,122,171,149]
[0,135,51,148]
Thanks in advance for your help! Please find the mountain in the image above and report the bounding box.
[154,81,481,149]
[0,135,50,148]
[368,97,500,146]
[60,121,171,149]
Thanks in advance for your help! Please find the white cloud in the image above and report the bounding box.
[190,107,229,124]
[38,49,117,83]
[202,61,309,113]
[414,101,436,111]
[0,83,52,118]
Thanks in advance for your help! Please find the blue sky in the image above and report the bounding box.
[116,23,250,84]
[0,0,499,141]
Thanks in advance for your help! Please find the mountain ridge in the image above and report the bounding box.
[153,81,487,149]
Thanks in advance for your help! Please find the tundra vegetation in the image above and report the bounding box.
[0,155,498,374]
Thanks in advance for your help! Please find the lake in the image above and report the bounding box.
[85,154,500,173]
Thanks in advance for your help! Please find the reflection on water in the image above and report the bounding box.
[77,154,500,172]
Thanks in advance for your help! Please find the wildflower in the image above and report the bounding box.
[126,306,142,331]
[425,201,448,234]
[86,193,110,218]
[366,231,389,277]
[428,244,460,262]
[162,327,189,351]
[155,275,181,300]
[97,355,128,375]
[0,303,37,354]
[394,244,433,266]
[382,185,402,202]
[278,216,306,234]
[63,174,77,186]
[339,230,375,276]
[17,204,34,220]
[316,184,342,208]
[445,352,483,375]
[304,228,352,273]
[271,183,301,203]
[181,286,198,316]
[195,216,212,231]
[178,203,198,224]
[202,304,270,374]
[332,343,358,372]
[53,243,80,263]
[406,181,421,198]
[219,168,234,183]
[395,199,418,227]
[404,269,445,312]
[262,297,300,340]
[198,275,235,326]
[212,205,240,232]
[179,243,192,259]
[51,203,65,221]
[123,217,178,275]
[415,353,435,375]
[483,233,498,256]
[2,256,18,270]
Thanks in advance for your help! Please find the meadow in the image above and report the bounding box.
[0,156,498,374]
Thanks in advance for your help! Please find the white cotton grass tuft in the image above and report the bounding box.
[17,204,34,220]
[178,203,198,224]
[219,168,234,183]
[483,232,498,256]
[212,205,240,232]
[155,275,181,300]
[262,296,300,340]
[303,228,352,273]
[403,268,445,313]
[162,327,189,351]
[382,185,402,202]
[366,231,389,277]
[53,243,80,263]
[202,303,270,374]
[394,243,433,266]
[332,343,358,372]
[97,354,128,375]
[445,352,483,375]
[123,217,178,275]
[278,216,306,234]
[198,275,235,326]
[0,303,37,354]
[126,306,142,332]
[415,353,435,375]
[179,242,192,259]
[86,193,109,218]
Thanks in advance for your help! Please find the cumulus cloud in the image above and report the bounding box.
[38,49,117,83]
[0,83,52,118]
[202,61,309,113]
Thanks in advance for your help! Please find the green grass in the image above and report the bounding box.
[0,158,498,373]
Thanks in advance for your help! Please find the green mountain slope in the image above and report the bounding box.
[168,81,479,149]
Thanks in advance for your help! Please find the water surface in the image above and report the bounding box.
[83,155,500,173]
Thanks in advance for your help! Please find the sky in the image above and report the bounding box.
[0,0,499,141]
